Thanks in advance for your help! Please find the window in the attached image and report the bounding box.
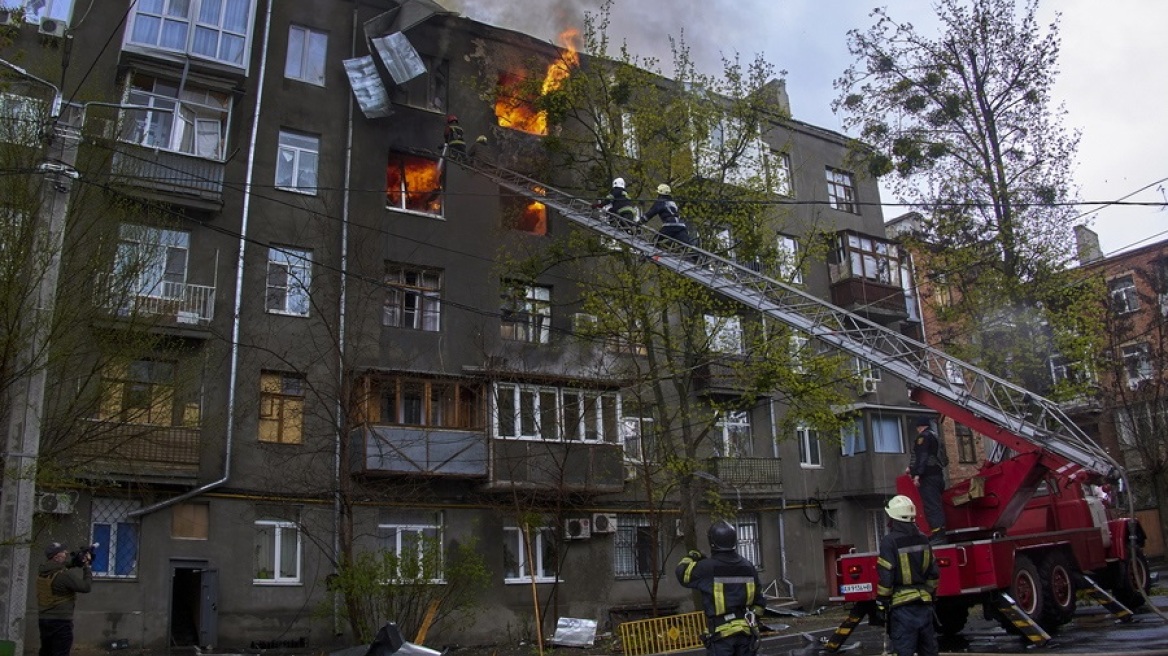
[1121,343,1153,388]
[944,361,965,385]
[504,196,547,235]
[127,0,253,67]
[622,416,654,463]
[767,150,793,197]
[501,283,551,344]
[715,410,752,458]
[789,333,809,374]
[254,519,301,584]
[867,509,889,551]
[494,383,619,442]
[1115,400,1168,448]
[379,522,443,582]
[503,525,557,583]
[90,498,140,579]
[695,116,766,186]
[826,168,857,214]
[120,75,229,159]
[0,92,44,145]
[275,130,319,194]
[822,508,839,530]
[735,515,761,568]
[386,151,443,215]
[1109,274,1139,314]
[797,425,821,467]
[377,377,482,429]
[841,417,866,456]
[114,224,189,301]
[98,360,176,425]
[0,0,72,23]
[872,415,903,453]
[395,56,447,112]
[266,247,311,316]
[259,372,304,444]
[384,265,441,331]
[1049,354,1094,386]
[285,25,327,85]
[614,515,659,579]
[854,358,882,382]
[172,503,209,539]
[705,314,744,354]
[777,235,802,284]
[955,424,978,464]
[832,232,903,285]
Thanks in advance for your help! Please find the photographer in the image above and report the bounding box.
[37,542,93,656]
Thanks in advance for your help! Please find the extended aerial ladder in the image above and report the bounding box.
[435,151,1125,523]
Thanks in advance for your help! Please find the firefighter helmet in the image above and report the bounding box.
[657,183,671,195]
[447,114,459,123]
[612,177,626,190]
[707,521,737,552]
[886,495,917,522]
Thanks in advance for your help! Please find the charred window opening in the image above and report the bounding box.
[386,152,443,215]
[495,72,544,135]
[503,193,547,235]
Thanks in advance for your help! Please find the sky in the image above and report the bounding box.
[441,0,1167,257]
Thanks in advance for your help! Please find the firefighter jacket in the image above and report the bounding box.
[37,560,92,619]
[602,189,640,221]
[676,550,767,638]
[908,427,943,478]
[876,520,938,608]
[644,196,684,225]
[444,123,466,149]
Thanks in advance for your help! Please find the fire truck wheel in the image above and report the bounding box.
[1112,549,1150,611]
[1037,552,1076,629]
[1011,554,1044,621]
[933,600,969,636]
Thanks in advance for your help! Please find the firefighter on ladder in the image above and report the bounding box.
[676,521,767,656]
[593,177,641,226]
[873,495,940,656]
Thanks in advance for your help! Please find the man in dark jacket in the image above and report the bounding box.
[443,115,466,156]
[643,183,692,248]
[595,177,640,225]
[907,416,945,542]
[38,542,92,656]
[875,495,939,656]
[676,521,767,656]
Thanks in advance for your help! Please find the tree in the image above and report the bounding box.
[835,0,1089,388]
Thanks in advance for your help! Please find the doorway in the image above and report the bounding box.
[170,560,218,648]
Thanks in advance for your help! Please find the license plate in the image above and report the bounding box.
[840,583,872,594]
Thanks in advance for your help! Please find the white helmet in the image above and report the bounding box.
[657,183,671,195]
[885,495,916,522]
[612,177,626,190]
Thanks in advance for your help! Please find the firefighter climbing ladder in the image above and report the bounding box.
[438,151,1122,483]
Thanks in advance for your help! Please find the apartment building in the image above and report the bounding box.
[0,0,924,650]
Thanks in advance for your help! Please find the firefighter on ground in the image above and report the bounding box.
[908,415,946,543]
[594,177,640,224]
[873,495,940,656]
[444,114,466,156]
[643,183,692,248]
[676,521,767,656]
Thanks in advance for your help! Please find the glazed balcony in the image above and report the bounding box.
[351,425,488,478]
[72,422,201,483]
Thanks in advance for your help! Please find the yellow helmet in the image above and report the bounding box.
[657,183,672,195]
[885,495,916,522]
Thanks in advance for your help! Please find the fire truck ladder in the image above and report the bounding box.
[444,153,1122,487]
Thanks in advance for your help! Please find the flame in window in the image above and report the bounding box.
[386,153,442,214]
[495,28,580,135]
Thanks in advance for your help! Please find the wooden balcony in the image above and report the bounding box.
[706,457,783,495]
[487,439,625,494]
[351,426,488,478]
[110,144,224,209]
[72,422,201,482]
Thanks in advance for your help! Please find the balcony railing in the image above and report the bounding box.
[111,145,224,206]
[103,281,216,327]
[829,277,909,323]
[706,457,783,493]
[490,439,625,493]
[352,426,488,478]
[72,422,201,481]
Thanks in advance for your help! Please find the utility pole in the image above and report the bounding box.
[0,60,78,655]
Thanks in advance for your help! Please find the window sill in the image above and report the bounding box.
[799,463,823,469]
[252,579,302,586]
[387,206,445,220]
[275,185,318,196]
[505,577,560,585]
[266,310,310,318]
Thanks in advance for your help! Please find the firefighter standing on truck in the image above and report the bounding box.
[908,415,946,543]
[874,495,939,656]
[676,521,767,656]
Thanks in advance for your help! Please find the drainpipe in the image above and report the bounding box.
[130,0,275,517]
[769,399,796,598]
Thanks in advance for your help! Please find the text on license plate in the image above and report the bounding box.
[840,583,872,594]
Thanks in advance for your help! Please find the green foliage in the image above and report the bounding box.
[325,537,491,644]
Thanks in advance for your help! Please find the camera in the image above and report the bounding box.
[69,543,99,568]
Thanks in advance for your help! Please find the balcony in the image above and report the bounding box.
[351,426,487,478]
[829,230,911,324]
[706,457,783,495]
[102,281,216,329]
[111,145,224,208]
[829,277,909,323]
[71,422,201,482]
[488,439,625,494]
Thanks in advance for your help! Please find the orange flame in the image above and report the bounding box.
[518,201,547,234]
[387,156,442,214]
[496,28,581,136]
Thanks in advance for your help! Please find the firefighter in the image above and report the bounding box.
[873,495,940,656]
[908,415,946,542]
[594,177,640,225]
[444,114,466,156]
[676,521,767,656]
[643,183,692,248]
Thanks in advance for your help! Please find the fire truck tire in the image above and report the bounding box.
[1037,552,1076,628]
[1011,554,1044,621]
[934,600,969,636]
[1112,549,1151,611]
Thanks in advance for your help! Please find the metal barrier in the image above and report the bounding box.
[618,611,706,656]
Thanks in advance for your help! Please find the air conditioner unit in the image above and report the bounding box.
[591,513,617,534]
[39,17,66,37]
[0,9,19,26]
[860,376,878,395]
[36,492,75,514]
[564,518,591,540]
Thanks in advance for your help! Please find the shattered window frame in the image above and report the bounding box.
[385,151,444,217]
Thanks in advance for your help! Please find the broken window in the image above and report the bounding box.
[386,152,442,215]
[503,194,547,235]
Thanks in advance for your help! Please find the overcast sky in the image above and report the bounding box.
[443,0,1167,257]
